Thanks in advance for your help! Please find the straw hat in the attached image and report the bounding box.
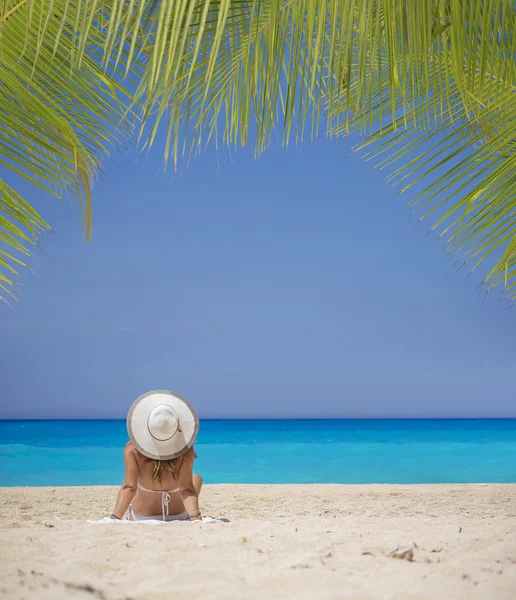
[127,390,199,460]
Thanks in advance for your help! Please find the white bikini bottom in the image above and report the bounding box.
[130,508,189,522]
[129,482,188,521]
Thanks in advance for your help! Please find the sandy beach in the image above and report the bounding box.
[1,485,515,599]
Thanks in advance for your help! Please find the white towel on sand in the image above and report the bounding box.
[87,516,221,525]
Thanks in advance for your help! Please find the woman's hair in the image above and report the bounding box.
[139,452,183,484]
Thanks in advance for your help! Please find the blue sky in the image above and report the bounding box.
[0,135,514,418]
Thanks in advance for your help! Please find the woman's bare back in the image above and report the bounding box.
[128,443,198,516]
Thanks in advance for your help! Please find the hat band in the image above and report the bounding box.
[146,407,181,442]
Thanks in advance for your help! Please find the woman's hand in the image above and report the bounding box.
[188,511,202,521]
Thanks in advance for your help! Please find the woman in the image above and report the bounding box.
[110,390,203,521]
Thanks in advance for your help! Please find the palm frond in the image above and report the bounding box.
[1,1,515,301]
[331,1,516,298]
[0,0,133,300]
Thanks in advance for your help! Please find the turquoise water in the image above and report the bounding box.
[1,419,515,486]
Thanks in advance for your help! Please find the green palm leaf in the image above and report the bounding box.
[0,0,133,300]
[0,1,514,301]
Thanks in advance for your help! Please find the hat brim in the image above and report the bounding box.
[127,390,199,460]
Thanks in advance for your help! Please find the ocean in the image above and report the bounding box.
[1,419,515,486]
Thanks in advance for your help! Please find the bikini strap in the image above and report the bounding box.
[137,482,180,493]
[136,482,180,521]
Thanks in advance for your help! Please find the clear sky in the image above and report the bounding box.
[1,135,514,419]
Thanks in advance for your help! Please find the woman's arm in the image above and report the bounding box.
[111,444,138,519]
[178,447,201,520]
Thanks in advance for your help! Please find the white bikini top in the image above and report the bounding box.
[136,482,180,518]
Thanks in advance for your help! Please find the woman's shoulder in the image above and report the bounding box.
[181,445,197,463]
[124,442,138,458]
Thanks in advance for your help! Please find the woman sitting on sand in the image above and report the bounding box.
[110,390,203,522]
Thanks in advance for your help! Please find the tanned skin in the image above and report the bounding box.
[111,445,202,520]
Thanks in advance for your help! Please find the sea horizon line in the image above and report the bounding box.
[1,417,516,422]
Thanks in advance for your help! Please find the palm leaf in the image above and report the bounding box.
[1,0,515,301]
[0,0,134,300]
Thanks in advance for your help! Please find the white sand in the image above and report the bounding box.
[1,485,515,599]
